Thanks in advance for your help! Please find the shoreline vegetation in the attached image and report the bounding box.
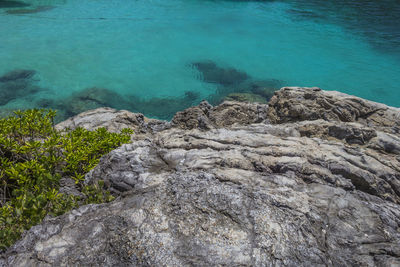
[0,109,132,249]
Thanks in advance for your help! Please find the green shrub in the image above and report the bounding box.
[0,109,132,250]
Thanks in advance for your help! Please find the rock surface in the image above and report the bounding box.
[2,87,400,266]
[55,107,170,136]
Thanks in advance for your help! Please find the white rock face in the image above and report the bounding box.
[2,87,400,266]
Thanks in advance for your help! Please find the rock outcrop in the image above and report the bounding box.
[2,87,400,266]
[55,107,170,136]
[267,87,400,134]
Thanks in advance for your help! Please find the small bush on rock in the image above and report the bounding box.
[0,109,132,250]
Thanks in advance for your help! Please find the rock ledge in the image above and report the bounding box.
[2,87,400,266]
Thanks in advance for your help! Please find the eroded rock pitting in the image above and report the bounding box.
[1,87,400,266]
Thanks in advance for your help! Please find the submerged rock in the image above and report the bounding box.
[191,60,250,86]
[52,87,201,122]
[190,60,283,105]
[58,87,132,119]
[132,91,200,120]
[6,6,55,14]
[0,0,30,8]
[2,87,400,266]
[0,69,40,106]
[247,79,284,98]
[0,69,36,83]
[224,92,268,103]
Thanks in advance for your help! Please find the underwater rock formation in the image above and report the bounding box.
[245,79,284,98]
[6,6,55,14]
[191,60,250,86]
[2,87,400,266]
[0,69,36,82]
[224,92,268,103]
[64,87,126,113]
[35,87,200,122]
[287,0,400,56]
[0,69,40,106]
[191,60,284,105]
[0,0,30,8]
[51,87,132,120]
[131,91,200,120]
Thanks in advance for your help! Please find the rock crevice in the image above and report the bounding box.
[2,87,400,266]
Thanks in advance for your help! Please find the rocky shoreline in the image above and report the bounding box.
[1,87,400,266]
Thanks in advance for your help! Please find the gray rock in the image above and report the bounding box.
[172,100,268,130]
[224,93,268,104]
[268,87,400,134]
[2,87,400,266]
[55,107,170,135]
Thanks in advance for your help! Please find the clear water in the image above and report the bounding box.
[1,0,399,120]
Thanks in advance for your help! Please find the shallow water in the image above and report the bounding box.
[1,0,399,120]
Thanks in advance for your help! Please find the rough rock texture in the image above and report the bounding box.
[172,100,268,130]
[2,87,400,266]
[224,93,268,104]
[55,107,170,136]
[268,87,400,134]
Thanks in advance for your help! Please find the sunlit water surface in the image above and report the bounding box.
[0,0,399,120]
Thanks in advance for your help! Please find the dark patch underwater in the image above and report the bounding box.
[0,0,29,8]
[284,0,400,58]
[0,60,285,122]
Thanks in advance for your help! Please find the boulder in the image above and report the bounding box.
[267,87,400,134]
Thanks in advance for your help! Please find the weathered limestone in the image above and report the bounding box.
[172,100,268,130]
[267,87,400,134]
[55,107,170,135]
[2,87,400,266]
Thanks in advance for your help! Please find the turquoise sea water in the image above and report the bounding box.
[1,0,399,120]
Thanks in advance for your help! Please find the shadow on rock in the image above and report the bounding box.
[0,69,41,106]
